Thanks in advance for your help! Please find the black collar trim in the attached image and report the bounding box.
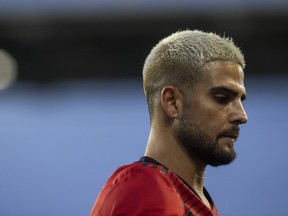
[139,156,214,205]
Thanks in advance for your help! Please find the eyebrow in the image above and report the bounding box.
[210,86,247,101]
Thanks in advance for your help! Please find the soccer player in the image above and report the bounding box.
[91,29,248,216]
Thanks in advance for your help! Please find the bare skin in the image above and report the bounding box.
[144,60,248,209]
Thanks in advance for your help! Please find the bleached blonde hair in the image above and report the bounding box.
[143,29,245,117]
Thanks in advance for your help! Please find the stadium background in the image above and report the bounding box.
[0,1,287,215]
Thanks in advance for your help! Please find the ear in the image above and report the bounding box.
[160,85,182,118]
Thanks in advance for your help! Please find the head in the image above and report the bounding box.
[143,30,248,166]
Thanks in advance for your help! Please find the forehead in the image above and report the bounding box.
[199,61,246,95]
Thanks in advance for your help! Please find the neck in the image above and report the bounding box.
[144,127,207,195]
[144,121,213,209]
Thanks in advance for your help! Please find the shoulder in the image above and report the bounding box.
[91,162,184,216]
[104,162,179,200]
[108,162,173,186]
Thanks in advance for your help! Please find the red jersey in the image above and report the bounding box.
[91,158,218,216]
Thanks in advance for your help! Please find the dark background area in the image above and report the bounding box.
[1,11,287,82]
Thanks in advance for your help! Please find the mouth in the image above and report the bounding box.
[219,135,237,148]
[218,127,240,141]
[219,136,236,144]
[222,134,238,140]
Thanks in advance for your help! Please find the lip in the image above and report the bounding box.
[224,135,237,139]
[219,127,240,140]
[220,136,236,147]
[220,135,238,141]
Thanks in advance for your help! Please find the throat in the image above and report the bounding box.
[199,193,212,210]
[187,171,212,209]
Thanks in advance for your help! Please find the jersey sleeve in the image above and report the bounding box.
[91,164,184,216]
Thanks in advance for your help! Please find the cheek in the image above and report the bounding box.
[195,101,217,120]
[184,97,225,131]
[196,105,224,133]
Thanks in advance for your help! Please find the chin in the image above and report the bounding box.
[206,147,237,167]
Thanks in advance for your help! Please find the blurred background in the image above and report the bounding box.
[0,0,287,215]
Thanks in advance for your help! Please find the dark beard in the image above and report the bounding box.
[178,115,237,167]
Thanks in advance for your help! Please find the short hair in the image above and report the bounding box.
[143,29,245,117]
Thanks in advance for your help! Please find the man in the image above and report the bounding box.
[91,30,248,216]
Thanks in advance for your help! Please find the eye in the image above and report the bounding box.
[214,94,231,104]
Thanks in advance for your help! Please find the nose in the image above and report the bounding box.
[230,101,248,125]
